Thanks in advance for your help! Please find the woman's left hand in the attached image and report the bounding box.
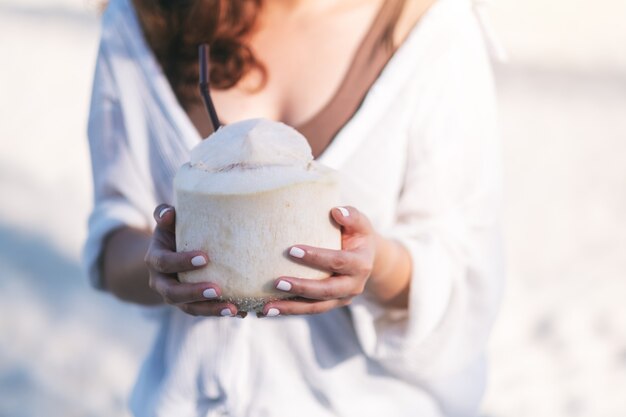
[260,206,377,317]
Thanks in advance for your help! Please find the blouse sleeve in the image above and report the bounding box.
[82,42,157,289]
[348,20,504,381]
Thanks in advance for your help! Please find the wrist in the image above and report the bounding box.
[371,233,390,283]
[367,234,397,295]
[365,233,411,308]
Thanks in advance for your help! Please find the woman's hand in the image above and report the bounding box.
[145,204,243,317]
[260,206,377,317]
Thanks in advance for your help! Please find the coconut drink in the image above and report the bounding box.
[174,118,341,312]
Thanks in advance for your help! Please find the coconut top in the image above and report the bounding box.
[189,118,313,172]
[174,118,336,195]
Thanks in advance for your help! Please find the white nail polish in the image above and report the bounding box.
[337,207,350,217]
[159,207,173,218]
[203,288,217,299]
[289,247,305,258]
[276,280,292,292]
[266,308,280,317]
[191,255,207,266]
[220,308,233,317]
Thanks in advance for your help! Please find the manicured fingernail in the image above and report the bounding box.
[276,280,292,292]
[159,207,173,218]
[336,207,350,217]
[289,247,305,258]
[220,308,233,317]
[202,288,217,299]
[191,255,207,266]
[266,308,280,317]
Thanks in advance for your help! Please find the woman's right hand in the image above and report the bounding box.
[144,204,242,317]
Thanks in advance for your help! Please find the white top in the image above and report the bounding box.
[83,0,504,416]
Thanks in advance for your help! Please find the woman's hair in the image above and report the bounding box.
[131,0,265,109]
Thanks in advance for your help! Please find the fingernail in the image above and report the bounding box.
[336,207,350,217]
[159,207,173,218]
[220,308,233,317]
[276,280,292,292]
[289,247,305,258]
[202,288,217,299]
[266,308,280,317]
[191,255,207,266]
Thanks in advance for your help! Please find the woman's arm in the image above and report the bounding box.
[101,227,161,305]
[101,206,244,317]
[368,234,412,308]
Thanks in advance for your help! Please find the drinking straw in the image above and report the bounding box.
[199,44,221,132]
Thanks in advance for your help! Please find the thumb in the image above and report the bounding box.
[153,204,176,234]
[330,206,371,236]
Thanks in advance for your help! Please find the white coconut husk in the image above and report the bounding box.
[174,119,341,311]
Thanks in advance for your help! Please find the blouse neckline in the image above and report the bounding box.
[114,0,449,166]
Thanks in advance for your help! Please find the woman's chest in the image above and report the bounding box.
[188,0,385,142]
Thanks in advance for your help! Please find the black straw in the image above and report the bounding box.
[199,44,221,132]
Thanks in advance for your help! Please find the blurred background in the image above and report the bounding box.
[0,0,624,416]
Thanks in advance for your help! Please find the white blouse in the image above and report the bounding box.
[83,0,504,415]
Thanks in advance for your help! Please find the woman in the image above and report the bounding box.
[84,0,504,415]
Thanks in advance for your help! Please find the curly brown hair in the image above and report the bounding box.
[131,0,265,109]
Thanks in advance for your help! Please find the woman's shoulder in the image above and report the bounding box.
[399,0,494,80]
[380,0,492,100]
[393,0,437,48]
[98,0,147,61]
[400,0,491,52]
[100,0,139,36]
[102,0,133,14]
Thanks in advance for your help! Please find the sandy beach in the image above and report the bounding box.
[0,0,625,416]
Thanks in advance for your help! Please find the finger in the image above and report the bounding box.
[274,275,364,301]
[149,273,222,304]
[145,247,208,274]
[153,204,176,233]
[330,206,371,235]
[180,301,239,317]
[260,297,352,317]
[287,245,360,275]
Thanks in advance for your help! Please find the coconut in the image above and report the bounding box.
[174,118,341,312]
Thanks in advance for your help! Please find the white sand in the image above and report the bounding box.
[0,1,624,416]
